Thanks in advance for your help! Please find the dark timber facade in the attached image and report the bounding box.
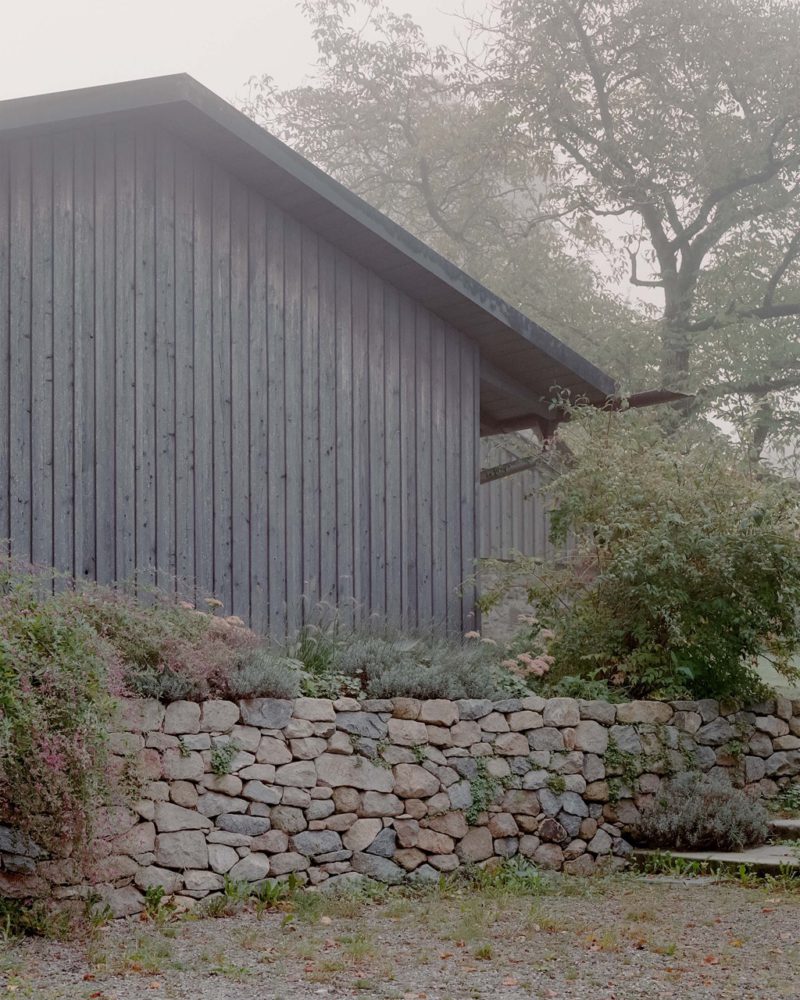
[0,76,615,634]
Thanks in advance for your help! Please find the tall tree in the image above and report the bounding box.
[481,0,800,449]
[245,0,653,390]
[247,0,800,456]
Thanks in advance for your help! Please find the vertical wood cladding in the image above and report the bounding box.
[0,122,480,632]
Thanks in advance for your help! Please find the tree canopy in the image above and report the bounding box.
[247,0,800,459]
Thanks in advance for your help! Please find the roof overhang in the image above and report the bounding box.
[0,74,618,429]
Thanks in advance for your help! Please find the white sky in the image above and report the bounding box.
[0,0,467,103]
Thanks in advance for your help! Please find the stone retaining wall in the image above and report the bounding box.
[2,693,799,916]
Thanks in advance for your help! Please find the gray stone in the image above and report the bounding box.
[533,843,564,870]
[282,786,311,808]
[615,701,672,725]
[0,826,44,858]
[560,792,589,817]
[242,781,282,805]
[543,698,580,727]
[269,807,308,834]
[479,712,510,733]
[315,753,394,792]
[184,870,225,892]
[269,852,311,875]
[350,852,405,884]
[538,789,563,816]
[696,718,734,746]
[134,866,183,894]
[256,737,293,765]
[307,800,336,820]
[388,718,429,746]
[453,757,478,779]
[608,725,642,755]
[96,885,145,918]
[456,699,493,720]
[756,716,790,738]
[359,792,404,817]
[161,749,203,781]
[583,754,605,782]
[291,831,344,857]
[407,863,440,883]
[196,794,247,818]
[116,698,164,733]
[447,780,473,811]
[164,700,201,735]
[335,712,388,740]
[579,700,616,724]
[274,760,318,787]
[216,814,271,836]
[229,853,270,881]
[293,697,336,722]
[573,720,608,754]
[240,698,293,729]
[199,699,240,732]
[522,770,549,790]
[558,812,582,838]
[343,818,384,852]
[501,789,541,815]
[392,763,440,798]
[587,828,613,855]
[456,827,494,862]
[419,699,460,726]
[365,827,397,858]
[290,737,328,760]
[208,843,239,874]
[155,831,208,869]
[529,727,565,753]
[154,802,212,833]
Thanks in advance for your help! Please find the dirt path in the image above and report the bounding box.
[2,875,800,999]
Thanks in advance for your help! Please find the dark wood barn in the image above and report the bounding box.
[0,75,615,634]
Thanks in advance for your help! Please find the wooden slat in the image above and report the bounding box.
[248,192,269,631]
[367,271,385,615]
[283,216,303,632]
[460,337,478,631]
[73,131,95,580]
[399,294,416,628]
[211,163,232,611]
[384,286,401,625]
[430,317,447,627]
[266,201,286,633]
[318,238,337,610]
[135,127,157,591]
[300,226,320,613]
[30,135,54,574]
[414,305,432,626]
[52,131,74,579]
[9,139,32,562]
[0,144,9,554]
[174,139,195,600]
[115,128,136,588]
[444,324,462,632]
[192,156,214,602]
[155,131,177,592]
[230,178,250,621]
[351,262,370,623]
[334,249,354,626]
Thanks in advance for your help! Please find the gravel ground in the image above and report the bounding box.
[2,874,800,999]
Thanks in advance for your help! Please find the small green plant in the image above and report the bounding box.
[639,851,709,878]
[634,772,769,851]
[143,884,174,922]
[466,757,506,824]
[411,744,427,765]
[604,735,639,800]
[771,784,800,815]
[210,740,241,776]
[177,738,191,759]
[546,774,566,794]
[84,893,114,930]
[0,898,70,940]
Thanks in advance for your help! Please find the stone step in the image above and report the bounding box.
[769,818,800,841]
[633,845,800,875]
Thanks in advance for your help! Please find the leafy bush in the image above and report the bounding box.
[222,648,302,700]
[486,407,800,701]
[634,772,769,851]
[0,570,116,856]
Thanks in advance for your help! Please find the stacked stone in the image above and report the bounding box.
[2,692,799,916]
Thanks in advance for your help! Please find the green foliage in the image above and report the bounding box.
[770,784,800,816]
[0,898,70,940]
[546,774,566,795]
[509,409,800,700]
[210,740,240,776]
[634,772,769,851]
[223,648,302,700]
[638,851,709,879]
[466,757,507,825]
[0,569,117,856]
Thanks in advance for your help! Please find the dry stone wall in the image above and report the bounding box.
[3,693,800,916]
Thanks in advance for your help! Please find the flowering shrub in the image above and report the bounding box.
[0,571,116,857]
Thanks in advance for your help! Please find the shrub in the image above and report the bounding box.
[221,648,302,700]
[485,407,800,701]
[0,572,117,856]
[633,772,769,851]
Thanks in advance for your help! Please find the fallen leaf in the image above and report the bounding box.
[502,976,520,987]
[702,955,719,965]
[439,952,453,960]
